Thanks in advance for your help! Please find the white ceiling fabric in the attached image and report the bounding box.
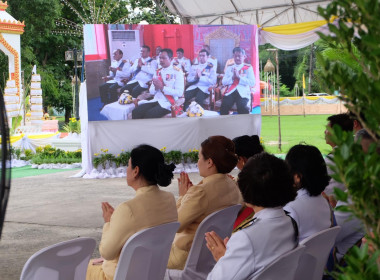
[164,0,332,27]
[164,0,333,50]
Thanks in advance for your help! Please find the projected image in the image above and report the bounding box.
[84,24,260,121]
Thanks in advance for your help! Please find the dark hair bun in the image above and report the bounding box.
[130,144,175,187]
[156,162,176,187]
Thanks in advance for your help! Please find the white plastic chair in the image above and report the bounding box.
[114,221,180,280]
[295,226,341,280]
[20,237,96,280]
[165,204,242,280]
[251,245,306,280]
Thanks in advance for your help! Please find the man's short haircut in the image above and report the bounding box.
[176,48,184,53]
[141,45,150,52]
[349,111,366,127]
[233,47,245,55]
[199,49,209,56]
[238,152,296,207]
[327,113,354,132]
[160,48,173,59]
[115,49,123,56]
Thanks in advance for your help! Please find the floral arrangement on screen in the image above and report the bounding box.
[186,101,204,117]
[118,91,133,105]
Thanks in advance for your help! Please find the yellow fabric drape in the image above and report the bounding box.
[260,96,338,102]
[0,132,59,144]
[262,19,329,35]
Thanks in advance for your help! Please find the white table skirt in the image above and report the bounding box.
[100,102,136,120]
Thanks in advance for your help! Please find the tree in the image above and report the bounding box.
[317,0,380,277]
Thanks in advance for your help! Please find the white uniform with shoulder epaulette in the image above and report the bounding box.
[141,65,184,110]
[207,208,298,280]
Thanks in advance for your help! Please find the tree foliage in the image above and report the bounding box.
[318,0,380,276]
[0,0,176,123]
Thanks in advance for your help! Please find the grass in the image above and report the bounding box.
[11,166,80,179]
[261,115,332,155]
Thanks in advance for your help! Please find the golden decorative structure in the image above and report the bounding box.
[0,1,8,11]
[204,27,240,47]
[0,1,25,34]
[0,33,20,93]
[264,59,275,72]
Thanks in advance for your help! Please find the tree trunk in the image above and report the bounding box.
[65,108,71,123]
[42,53,48,67]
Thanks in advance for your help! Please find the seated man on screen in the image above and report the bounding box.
[153,45,162,65]
[118,45,158,98]
[132,48,184,119]
[220,47,255,115]
[183,49,217,110]
[99,49,132,107]
[193,44,218,70]
[172,48,191,74]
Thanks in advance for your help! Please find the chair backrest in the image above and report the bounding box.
[20,237,96,280]
[181,204,242,280]
[251,245,306,280]
[295,226,341,280]
[114,221,180,280]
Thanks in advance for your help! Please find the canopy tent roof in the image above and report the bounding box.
[163,0,334,50]
[164,0,332,27]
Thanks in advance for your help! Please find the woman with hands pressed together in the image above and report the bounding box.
[86,144,178,280]
[206,153,298,280]
[167,135,242,270]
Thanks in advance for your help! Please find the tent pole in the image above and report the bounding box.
[275,50,281,152]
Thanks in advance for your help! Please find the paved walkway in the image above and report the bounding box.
[0,169,239,279]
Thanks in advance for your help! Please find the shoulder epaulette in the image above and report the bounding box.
[235,217,258,231]
[173,66,181,71]
[244,63,252,67]
[211,56,216,59]
[227,62,235,67]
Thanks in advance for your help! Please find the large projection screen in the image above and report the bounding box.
[83,24,261,171]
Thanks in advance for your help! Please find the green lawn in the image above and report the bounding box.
[261,115,332,155]
[11,166,80,179]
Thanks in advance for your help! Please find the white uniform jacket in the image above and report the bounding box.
[186,62,217,94]
[143,65,184,111]
[172,57,191,73]
[334,199,365,261]
[207,207,297,280]
[208,57,218,70]
[324,156,347,195]
[193,57,217,69]
[284,188,332,241]
[222,63,255,99]
[107,59,132,86]
[127,56,158,88]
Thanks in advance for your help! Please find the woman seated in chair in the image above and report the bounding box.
[284,144,332,242]
[86,145,178,280]
[232,135,264,232]
[205,153,298,279]
[167,135,242,270]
